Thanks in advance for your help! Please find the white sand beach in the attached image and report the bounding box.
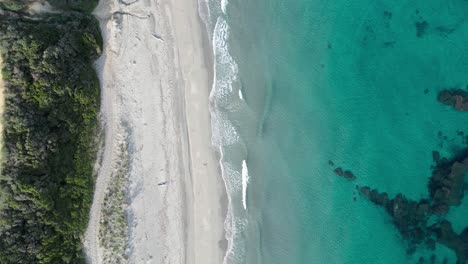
[84,0,225,263]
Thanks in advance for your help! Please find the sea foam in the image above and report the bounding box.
[209,15,249,264]
[221,0,228,14]
[242,160,249,210]
[210,17,243,148]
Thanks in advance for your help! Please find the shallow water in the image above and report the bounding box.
[205,0,468,263]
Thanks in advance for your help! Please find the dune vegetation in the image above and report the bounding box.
[0,1,101,263]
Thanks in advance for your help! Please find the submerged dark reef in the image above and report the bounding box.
[357,149,468,263]
[335,93,468,263]
[438,90,468,112]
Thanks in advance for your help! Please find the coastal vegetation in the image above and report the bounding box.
[0,0,97,12]
[99,139,130,263]
[0,1,101,263]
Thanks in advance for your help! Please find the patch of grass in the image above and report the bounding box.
[99,138,130,264]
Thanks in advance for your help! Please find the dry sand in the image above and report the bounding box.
[84,0,225,263]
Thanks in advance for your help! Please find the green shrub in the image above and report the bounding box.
[48,0,99,12]
[0,2,26,11]
[0,10,102,263]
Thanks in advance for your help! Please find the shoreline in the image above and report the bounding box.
[85,0,226,263]
[167,0,227,261]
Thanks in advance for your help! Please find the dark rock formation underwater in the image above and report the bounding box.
[336,90,468,264]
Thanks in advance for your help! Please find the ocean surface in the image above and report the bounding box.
[200,0,468,263]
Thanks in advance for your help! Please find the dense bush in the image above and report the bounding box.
[0,8,101,263]
[48,0,99,12]
[0,0,98,12]
[0,1,26,11]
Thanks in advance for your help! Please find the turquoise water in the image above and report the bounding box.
[204,0,468,263]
